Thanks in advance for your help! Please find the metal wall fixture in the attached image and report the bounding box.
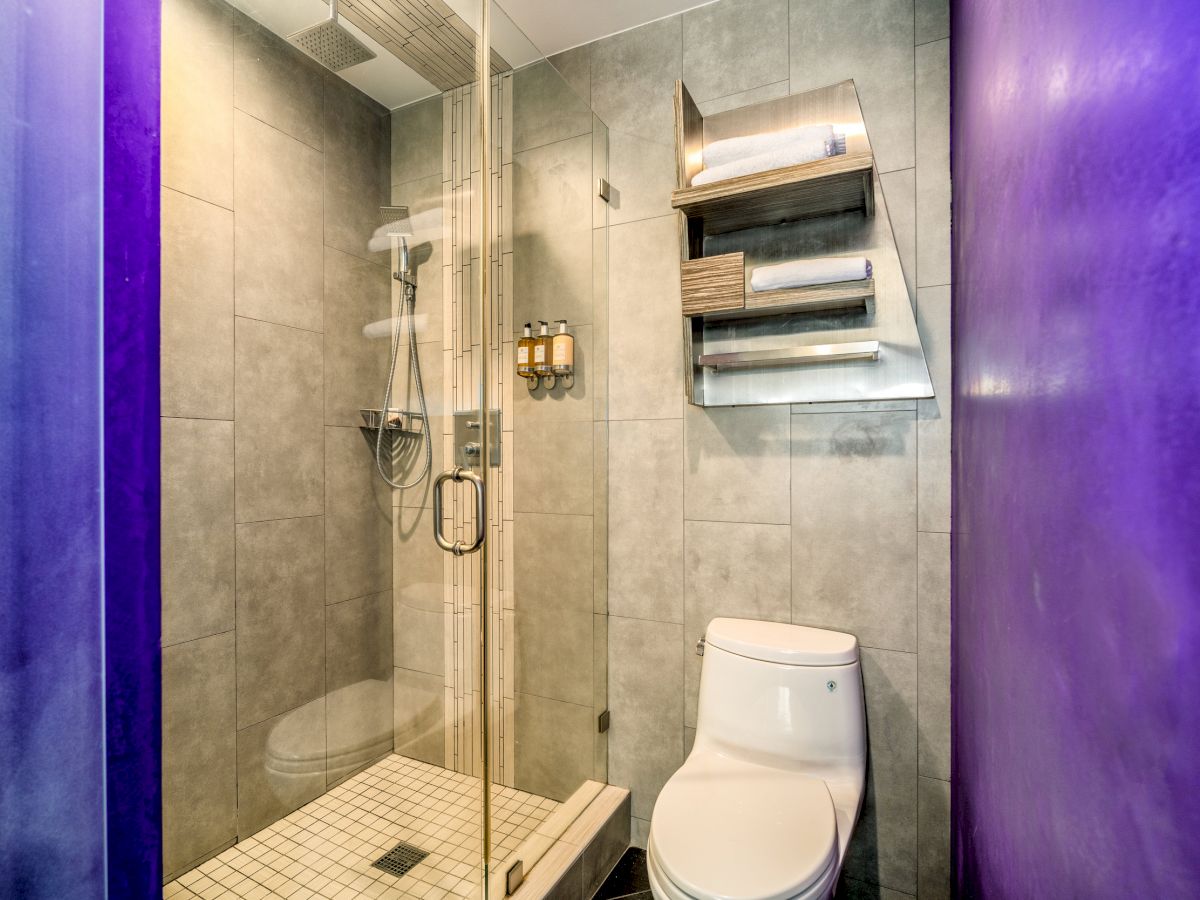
[453,409,502,470]
[524,370,574,391]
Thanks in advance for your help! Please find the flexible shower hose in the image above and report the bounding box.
[375,279,433,490]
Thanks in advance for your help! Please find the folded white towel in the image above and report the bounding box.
[692,138,841,186]
[750,257,872,292]
[704,124,836,169]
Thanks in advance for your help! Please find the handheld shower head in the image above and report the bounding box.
[379,207,414,284]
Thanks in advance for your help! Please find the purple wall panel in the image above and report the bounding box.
[2,0,161,896]
[951,0,1200,897]
[104,0,162,894]
[0,2,108,897]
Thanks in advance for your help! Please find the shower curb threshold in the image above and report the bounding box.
[500,784,631,900]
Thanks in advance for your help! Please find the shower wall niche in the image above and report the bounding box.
[160,0,393,879]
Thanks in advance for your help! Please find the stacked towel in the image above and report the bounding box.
[692,124,846,186]
[749,257,872,292]
[704,124,834,168]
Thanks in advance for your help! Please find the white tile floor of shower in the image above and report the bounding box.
[166,754,558,900]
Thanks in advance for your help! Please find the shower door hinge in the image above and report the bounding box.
[505,859,524,895]
[597,709,610,733]
[596,178,611,203]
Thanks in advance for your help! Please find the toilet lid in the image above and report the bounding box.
[651,752,837,900]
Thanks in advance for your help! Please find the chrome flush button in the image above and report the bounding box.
[826,680,837,692]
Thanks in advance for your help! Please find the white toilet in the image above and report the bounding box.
[647,619,866,900]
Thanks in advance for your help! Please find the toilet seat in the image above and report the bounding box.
[648,751,839,900]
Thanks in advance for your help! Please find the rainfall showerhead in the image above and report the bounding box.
[288,0,376,72]
[379,206,413,237]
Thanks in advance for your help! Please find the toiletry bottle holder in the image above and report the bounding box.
[525,371,575,391]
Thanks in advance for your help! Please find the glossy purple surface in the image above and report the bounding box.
[103,0,162,894]
[951,1,1200,896]
[0,2,107,897]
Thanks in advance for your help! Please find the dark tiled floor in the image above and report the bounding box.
[591,847,650,900]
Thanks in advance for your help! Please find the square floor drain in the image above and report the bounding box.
[372,841,429,878]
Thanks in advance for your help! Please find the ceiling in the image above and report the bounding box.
[227,0,715,110]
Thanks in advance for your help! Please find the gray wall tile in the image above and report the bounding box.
[917,776,951,900]
[916,39,951,288]
[394,666,445,766]
[327,592,394,783]
[323,247,390,428]
[514,419,595,516]
[879,168,916,301]
[917,532,950,779]
[684,521,791,725]
[608,216,683,420]
[608,617,684,820]
[548,45,591,110]
[789,0,915,173]
[590,13,680,226]
[162,632,236,876]
[233,110,324,332]
[323,76,390,266]
[233,13,324,150]
[696,80,790,117]
[161,188,234,420]
[513,134,594,328]
[682,0,790,103]
[844,648,918,894]
[515,513,595,706]
[917,285,951,532]
[162,418,235,646]
[390,95,443,184]
[162,0,233,208]
[235,516,326,728]
[590,15,681,144]
[916,0,950,45]
[791,411,917,651]
[608,420,684,623]
[234,317,324,522]
[325,426,392,604]
[605,124,680,226]
[513,59,593,153]
[393,504,446,676]
[514,693,594,802]
[236,696,326,838]
[684,404,791,524]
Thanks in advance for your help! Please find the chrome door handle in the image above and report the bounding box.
[432,466,486,555]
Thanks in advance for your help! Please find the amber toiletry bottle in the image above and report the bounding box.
[517,322,537,379]
[534,321,553,376]
[551,320,574,376]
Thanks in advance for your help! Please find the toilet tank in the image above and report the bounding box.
[694,618,866,773]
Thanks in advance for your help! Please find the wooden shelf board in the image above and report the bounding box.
[672,151,874,236]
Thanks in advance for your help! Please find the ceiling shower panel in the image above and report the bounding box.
[334,0,510,90]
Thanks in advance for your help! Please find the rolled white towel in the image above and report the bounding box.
[691,136,842,186]
[704,124,836,169]
[750,257,872,292]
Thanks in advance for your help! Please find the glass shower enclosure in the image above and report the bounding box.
[159,0,608,896]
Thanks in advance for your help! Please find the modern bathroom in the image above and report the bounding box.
[3,0,1197,899]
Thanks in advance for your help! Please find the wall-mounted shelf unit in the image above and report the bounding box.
[673,78,934,408]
